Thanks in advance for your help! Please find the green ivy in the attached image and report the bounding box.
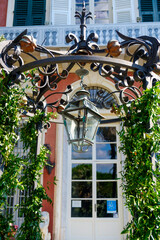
[0,74,25,239]
[17,112,53,239]
[118,83,160,240]
[0,36,5,42]
[0,71,55,239]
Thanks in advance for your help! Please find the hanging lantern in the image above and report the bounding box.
[60,69,103,152]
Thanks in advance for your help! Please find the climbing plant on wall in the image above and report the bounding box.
[118,83,160,240]
[0,70,25,239]
[0,69,55,239]
[16,111,53,240]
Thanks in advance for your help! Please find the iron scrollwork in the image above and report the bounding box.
[0,1,160,115]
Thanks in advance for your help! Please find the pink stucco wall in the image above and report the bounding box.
[0,0,8,27]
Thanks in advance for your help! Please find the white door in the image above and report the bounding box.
[67,124,123,240]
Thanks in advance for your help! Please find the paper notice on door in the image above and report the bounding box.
[107,200,117,213]
[72,200,82,208]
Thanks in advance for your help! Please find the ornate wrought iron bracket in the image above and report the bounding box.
[0,2,160,116]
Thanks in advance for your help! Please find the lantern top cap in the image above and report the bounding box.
[75,68,89,77]
[66,89,104,119]
[75,89,90,98]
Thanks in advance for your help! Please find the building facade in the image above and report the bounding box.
[0,1,160,240]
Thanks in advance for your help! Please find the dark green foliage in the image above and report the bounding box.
[17,112,52,239]
[118,83,160,240]
[0,72,54,239]
[0,75,24,239]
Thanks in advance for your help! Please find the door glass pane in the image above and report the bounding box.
[97,182,117,198]
[96,144,117,159]
[97,200,118,218]
[72,164,92,180]
[96,164,117,180]
[71,200,92,217]
[70,124,119,220]
[72,145,92,159]
[72,182,92,198]
[96,127,116,142]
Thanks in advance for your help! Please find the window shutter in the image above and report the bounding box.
[13,0,28,26]
[31,0,46,25]
[140,0,154,22]
[52,0,70,25]
[157,0,160,11]
[117,12,131,23]
[13,0,46,26]
[157,0,160,20]
[113,0,133,23]
[140,0,153,11]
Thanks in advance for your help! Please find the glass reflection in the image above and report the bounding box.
[72,182,92,198]
[85,112,99,142]
[72,145,92,159]
[96,164,117,180]
[97,200,118,218]
[95,0,108,2]
[71,200,92,217]
[72,164,92,180]
[65,117,77,140]
[96,144,117,159]
[97,182,117,198]
[96,127,116,142]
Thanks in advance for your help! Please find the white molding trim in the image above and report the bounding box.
[6,0,14,27]
[53,118,64,240]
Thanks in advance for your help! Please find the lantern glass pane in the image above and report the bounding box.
[78,120,84,139]
[85,112,100,141]
[66,109,85,120]
[65,117,84,141]
[65,117,77,140]
[72,141,91,152]
[67,110,79,118]
[67,109,85,140]
[65,101,79,110]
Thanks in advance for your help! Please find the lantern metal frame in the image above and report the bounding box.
[60,68,104,151]
[61,86,104,152]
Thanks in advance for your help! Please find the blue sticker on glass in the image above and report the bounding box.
[107,200,117,213]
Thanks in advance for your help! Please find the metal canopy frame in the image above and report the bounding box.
[0,2,160,117]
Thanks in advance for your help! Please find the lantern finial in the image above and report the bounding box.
[76,68,89,90]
